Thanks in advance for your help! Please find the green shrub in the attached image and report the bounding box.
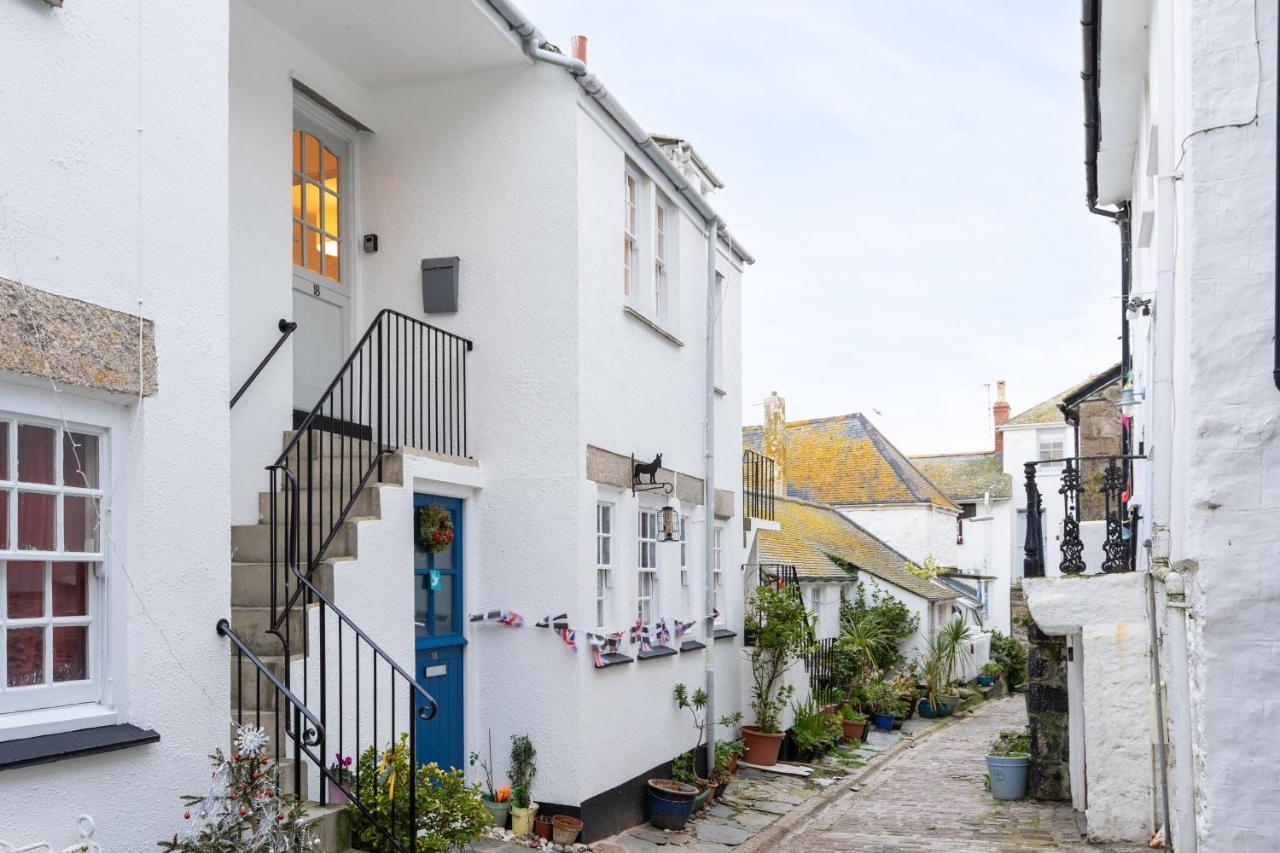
[988,630,1028,687]
[836,580,920,673]
[989,728,1031,757]
[787,696,842,759]
[745,585,813,733]
[350,734,489,852]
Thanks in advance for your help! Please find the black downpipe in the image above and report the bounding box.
[1082,0,1117,220]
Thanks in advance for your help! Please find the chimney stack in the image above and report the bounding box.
[571,35,588,64]
[763,392,787,495]
[993,380,1010,453]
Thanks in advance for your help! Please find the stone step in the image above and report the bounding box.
[302,802,351,852]
[232,560,337,608]
[258,486,381,526]
[230,653,287,711]
[231,520,362,563]
[283,428,382,458]
[292,454,401,488]
[230,606,306,657]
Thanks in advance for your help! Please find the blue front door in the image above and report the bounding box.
[414,494,465,771]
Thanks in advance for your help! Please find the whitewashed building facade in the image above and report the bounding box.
[0,0,761,847]
[1023,1,1280,850]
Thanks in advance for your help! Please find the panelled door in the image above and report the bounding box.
[414,494,465,771]
[291,108,351,412]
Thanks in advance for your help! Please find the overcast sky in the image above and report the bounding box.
[520,1,1118,454]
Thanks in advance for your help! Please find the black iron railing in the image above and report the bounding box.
[805,636,839,692]
[230,318,297,409]
[1023,456,1141,578]
[742,449,776,526]
[227,309,468,852]
[757,563,799,589]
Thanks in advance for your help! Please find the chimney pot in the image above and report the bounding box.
[992,379,1011,453]
[571,35,588,64]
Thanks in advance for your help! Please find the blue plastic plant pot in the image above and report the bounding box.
[918,700,951,718]
[977,675,995,687]
[872,712,894,731]
[647,788,695,830]
[986,754,1031,800]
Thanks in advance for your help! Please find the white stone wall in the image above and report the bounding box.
[0,0,231,849]
[957,497,1014,634]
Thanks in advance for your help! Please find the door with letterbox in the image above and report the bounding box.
[414,494,464,771]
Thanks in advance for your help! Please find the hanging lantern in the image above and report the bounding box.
[658,505,679,542]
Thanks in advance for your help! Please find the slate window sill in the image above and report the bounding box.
[637,645,678,661]
[679,639,706,652]
[0,724,160,771]
[712,628,737,641]
[597,653,634,669]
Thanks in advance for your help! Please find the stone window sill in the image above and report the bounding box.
[623,306,684,347]
[712,628,737,641]
[597,653,633,669]
[637,645,678,661]
[0,723,159,771]
[679,639,706,652]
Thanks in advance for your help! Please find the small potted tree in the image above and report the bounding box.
[742,585,813,766]
[508,734,538,836]
[469,732,511,828]
[673,683,716,810]
[986,729,1031,799]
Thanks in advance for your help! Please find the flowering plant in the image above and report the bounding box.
[417,505,454,554]
[329,752,355,783]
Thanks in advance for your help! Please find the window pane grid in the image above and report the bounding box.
[638,508,659,625]
[0,415,101,711]
[292,130,341,285]
[596,503,613,629]
[624,173,638,296]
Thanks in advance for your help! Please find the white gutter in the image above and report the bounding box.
[482,0,755,266]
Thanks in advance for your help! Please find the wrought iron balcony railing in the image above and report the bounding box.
[743,449,776,525]
[1022,455,1142,578]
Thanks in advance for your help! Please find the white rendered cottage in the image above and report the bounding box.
[1023,1,1280,849]
[0,0,762,847]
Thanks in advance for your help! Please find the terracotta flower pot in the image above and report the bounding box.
[551,814,583,845]
[534,814,554,840]
[840,719,868,743]
[741,725,785,766]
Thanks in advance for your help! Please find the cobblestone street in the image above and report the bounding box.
[777,697,1147,852]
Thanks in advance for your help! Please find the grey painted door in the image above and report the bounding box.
[291,112,350,412]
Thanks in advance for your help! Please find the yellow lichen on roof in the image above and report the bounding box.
[758,497,957,600]
[744,413,958,511]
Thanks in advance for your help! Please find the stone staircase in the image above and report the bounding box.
[228,430,403,852]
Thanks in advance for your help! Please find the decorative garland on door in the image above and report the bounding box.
[416,505,454,554]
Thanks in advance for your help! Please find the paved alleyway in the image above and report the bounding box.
[778,697,1146,852]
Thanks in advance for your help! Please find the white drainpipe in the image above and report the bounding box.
[1149,0,1195,847]
[481,0,754,777]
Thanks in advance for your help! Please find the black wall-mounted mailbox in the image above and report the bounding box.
[421,256,460,313]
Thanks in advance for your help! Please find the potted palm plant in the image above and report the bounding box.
[742,585,813,766]
[508,734,538,836]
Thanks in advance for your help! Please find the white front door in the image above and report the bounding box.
[291,111,351,413]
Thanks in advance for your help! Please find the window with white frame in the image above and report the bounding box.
[712,525,724,623]
[653,193,672,323]
[1,418,103,715]
[1037,431,1065,468]
[595,502,613,629]
[637,508,659,625]
[623,170,639,297]
[679,515,689,587]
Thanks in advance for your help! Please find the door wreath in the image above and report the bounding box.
[417,505,454,554]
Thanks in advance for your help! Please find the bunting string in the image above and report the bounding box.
[467,609,720,668]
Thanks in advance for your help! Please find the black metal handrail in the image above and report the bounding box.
[742,449,776,525]
[230,319,297,409]
[220,618,420,853]
[260,309,467,850]
[1023,455,1143,578]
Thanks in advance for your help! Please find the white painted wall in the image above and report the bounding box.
[841,503,958,568]
[1062,1,1280,849]
[957,497,1014,634]
[229,1,752,812]
[0,1,231,849]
